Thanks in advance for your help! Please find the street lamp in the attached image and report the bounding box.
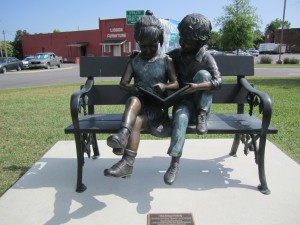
[277,0,287,64]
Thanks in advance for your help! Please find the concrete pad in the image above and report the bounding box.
[0,139,299,225]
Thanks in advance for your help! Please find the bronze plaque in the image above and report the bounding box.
[148,213,195,225]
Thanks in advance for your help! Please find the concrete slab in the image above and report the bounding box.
[0,139,299,225]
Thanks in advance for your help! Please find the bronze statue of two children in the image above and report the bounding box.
[104,11,222,185]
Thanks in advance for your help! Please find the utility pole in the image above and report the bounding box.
[2,30,8,58]
[277,0,287,64]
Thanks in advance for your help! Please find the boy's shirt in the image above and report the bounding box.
[167,46,222,90]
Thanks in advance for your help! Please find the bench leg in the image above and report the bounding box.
[74,133,87,193]
[257,134,271,195]
[229,133,270,194]
[82,133,100,159]
[229,134,241,156]
[91,134,100,159]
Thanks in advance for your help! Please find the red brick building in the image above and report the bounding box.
[265,28,300,53]
[22,18,137,62]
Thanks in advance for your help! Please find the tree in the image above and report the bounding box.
[0,41,14,57]
[253,29,264,49]
[208,31,222,50]
[264,18,291,43]
[53,29,61,33]
[11,30,30,59]
[265,18,291,34]
[216,0,261,53]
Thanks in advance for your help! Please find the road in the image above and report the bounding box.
[0,62,299,89]
[255,67,300,77]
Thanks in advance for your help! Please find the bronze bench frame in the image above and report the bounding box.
[64,55,278,194]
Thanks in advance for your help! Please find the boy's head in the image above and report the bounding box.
[178,13,212,46]
[134,13,164,47]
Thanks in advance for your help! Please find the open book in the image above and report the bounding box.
[137,84,191,108]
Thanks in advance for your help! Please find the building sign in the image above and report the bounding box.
[126,10,144,25]
[110,28,123,32]
[107,33,126,38]
[107,27,126,38]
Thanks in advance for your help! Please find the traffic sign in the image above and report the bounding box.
[126,10,144,25]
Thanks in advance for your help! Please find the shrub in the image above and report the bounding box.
[283,57,300,64]
[260,56,272,64]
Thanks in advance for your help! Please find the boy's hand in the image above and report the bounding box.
[180,83,198,95]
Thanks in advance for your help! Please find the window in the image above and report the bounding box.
[103,45,111,53]
[124,41,131,53]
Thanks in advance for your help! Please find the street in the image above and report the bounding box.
[1,59,300,89]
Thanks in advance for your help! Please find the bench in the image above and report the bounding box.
[64,55,278,194]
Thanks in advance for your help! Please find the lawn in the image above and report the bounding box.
[0,77,299,196]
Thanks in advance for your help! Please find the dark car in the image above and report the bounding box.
[0,57,23,73]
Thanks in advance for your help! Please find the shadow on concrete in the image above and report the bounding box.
[12,154,256,225]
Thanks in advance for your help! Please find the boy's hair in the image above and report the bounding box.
[134,14,164,46]
[178,13,212,45]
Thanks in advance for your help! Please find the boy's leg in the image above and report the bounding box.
[193,70,212,134]
[165,103,191,185]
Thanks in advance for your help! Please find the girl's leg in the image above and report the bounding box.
[107,96,142,150]
[104,114,148,178]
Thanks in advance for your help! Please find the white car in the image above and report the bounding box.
[207,49,224,55]
[246,49,259,57]
[232,49,251,56]
[22,56,34,69]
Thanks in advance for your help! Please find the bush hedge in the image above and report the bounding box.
[283,57,300,64]
[259,56,273,64]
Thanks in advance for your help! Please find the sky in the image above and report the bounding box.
[1,0,300,41]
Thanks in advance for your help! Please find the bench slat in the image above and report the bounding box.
[65,113,278,135]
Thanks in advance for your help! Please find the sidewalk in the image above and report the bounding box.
[0,139,299,225]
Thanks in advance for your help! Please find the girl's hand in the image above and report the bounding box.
[153,83,167,92]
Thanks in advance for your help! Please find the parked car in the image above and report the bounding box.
[246,49,259,57]
[22,56,35,69]
[207,49,224,55]
[28,52,63,69]
[0,57,23,73]
[232,49,251,56]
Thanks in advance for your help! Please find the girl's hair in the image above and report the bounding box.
[178,13,212,45]
[134,14,164,46]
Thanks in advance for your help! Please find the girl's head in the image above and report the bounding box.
[178,13,212,50]
[134,13,164,47]
[134,13,164,60]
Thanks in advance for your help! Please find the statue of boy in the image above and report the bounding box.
[104,12,179,178]
[164,13,222,185]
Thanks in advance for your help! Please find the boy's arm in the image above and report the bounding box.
[182,54,222,95]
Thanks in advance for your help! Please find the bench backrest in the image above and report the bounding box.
[80,55,254,77]
[79,55,254,106]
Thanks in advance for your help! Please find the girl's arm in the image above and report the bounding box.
[153,56,179,92]
[119,61,136,93]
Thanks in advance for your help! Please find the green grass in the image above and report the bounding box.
[255,64,300,68]
[0,77,300,196]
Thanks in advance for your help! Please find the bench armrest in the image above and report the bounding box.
[70,77,94,129]
[240,78,273,135]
